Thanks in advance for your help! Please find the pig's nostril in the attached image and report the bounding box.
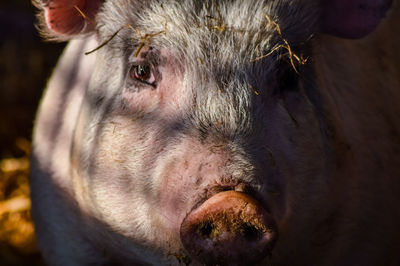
[180,191,278,265]
[241,222,263,241]
[198,221,215,238]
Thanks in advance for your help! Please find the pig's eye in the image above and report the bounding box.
[130,64,156,86]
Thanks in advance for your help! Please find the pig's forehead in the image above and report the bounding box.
[97,0,318,61]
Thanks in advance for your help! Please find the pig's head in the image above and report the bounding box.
[35,0,392,265]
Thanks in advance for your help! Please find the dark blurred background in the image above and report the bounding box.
[0,1,65,265]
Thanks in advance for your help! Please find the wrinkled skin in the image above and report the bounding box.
[30,0,400,265]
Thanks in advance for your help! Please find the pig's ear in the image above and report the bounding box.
[33,0,102,40]
[321,0,393,39]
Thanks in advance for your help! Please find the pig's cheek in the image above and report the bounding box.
[121,88,161,114]
[82,121,162,239]
[119,84,181,119]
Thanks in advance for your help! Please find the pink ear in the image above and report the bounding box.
[42,0,101,37]
[321,0,393,39]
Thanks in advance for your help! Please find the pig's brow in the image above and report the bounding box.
[141,50,162,65]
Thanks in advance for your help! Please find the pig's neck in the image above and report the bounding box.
[312,7,400,262]
[315,11,400,177]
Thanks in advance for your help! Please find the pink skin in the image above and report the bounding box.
[157,139,234,235]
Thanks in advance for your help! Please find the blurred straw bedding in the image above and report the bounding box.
[0,138,41,265]
[0,1,64,265]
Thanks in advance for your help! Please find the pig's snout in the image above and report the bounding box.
[180,191,278,265]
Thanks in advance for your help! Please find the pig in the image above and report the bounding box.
[30,0,400,265]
